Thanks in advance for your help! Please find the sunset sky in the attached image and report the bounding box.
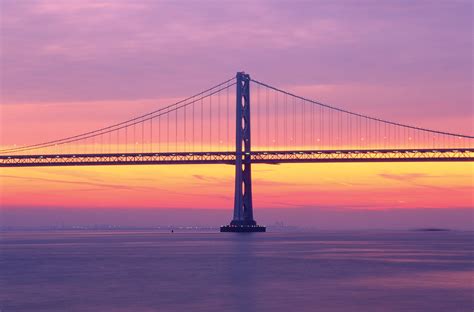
[0,1,472,229]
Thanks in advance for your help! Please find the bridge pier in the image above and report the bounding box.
[221,72,265,233]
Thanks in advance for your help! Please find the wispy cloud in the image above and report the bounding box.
[379,172,468,182]
[378,173,432,182]
[0,174,149,191]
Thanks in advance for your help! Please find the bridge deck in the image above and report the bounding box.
[0,149,472,167]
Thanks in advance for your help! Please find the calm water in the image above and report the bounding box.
[0,230,472,312]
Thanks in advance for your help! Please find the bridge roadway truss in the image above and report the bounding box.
[1,149,472,167]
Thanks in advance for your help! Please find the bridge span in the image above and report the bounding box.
[1,149,472,167]
[2,72,473,232]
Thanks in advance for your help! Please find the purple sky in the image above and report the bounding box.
[1,0,472,133]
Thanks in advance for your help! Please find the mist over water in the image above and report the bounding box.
[1,230,472,311]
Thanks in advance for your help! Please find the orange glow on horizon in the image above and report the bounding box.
[1,162,472,210]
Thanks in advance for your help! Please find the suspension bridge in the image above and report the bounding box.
[1,72,473,232]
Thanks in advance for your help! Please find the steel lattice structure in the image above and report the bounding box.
[1,149,472,167]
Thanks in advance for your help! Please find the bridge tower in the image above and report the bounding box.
[221,72,266,232]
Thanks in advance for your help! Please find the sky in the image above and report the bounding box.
[0,0,473,229]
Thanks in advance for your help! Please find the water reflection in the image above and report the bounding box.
[0,230,472,311]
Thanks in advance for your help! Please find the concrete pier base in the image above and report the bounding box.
[220,225,266,232]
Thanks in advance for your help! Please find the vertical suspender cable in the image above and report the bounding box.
[293,96,296,148]
[256,83,260,150]
[201,97,203,152]
[217,89,220,151]
[311,101,314,149]
[266,88,269,150]
[302,99,305,148]
[227,82,230,151]
[184,101,186,152]
[284,94,287,149]
[209,92,212,151]
[175,107,178,152]
[275,92,278,149]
